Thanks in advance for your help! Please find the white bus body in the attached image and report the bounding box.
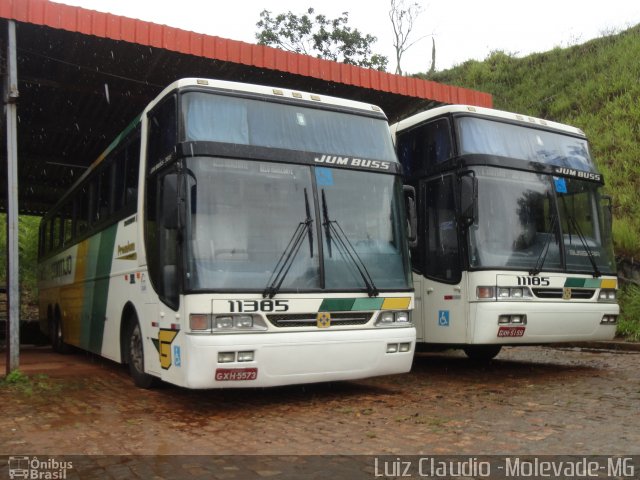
[39,78,415,388]
[392,105,618,360]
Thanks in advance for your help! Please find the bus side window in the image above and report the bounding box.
[76,186,90,236]
[424,175,461,284]
[147,95,177,172]
[51,215,61,250]
[146,171,180,309]
[125,130,140,206]
[422,119,452,165]
[146,98,179,309]
[63,201,73,246]
[97,169,110,222]
[397,119,452,177]
[112,152,125,212]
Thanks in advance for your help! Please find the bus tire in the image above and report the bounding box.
[127,319,158,389]
[50,308,69,354]
[463,345,502,361]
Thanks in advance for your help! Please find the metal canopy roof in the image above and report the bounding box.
[0,0,492,215]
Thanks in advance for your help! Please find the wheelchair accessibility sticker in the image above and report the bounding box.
[438,310,450,327]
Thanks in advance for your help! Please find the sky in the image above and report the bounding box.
[56,0,640,74]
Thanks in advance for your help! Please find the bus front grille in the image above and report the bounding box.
[531,288,596,300]
[266,312,373,328]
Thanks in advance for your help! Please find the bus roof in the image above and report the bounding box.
[391,104,586,138]
[145,78,389,118]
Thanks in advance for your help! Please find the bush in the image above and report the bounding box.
[617,284,640,341]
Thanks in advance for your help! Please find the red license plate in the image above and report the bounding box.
[497,326,526,337]
[215,368,258,381]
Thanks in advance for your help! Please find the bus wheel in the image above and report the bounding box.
[463,345,502,361]
[127,320,158,389]
[50,310,69,354]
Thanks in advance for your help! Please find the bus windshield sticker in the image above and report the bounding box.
[315,167,334,186]
[554,177,567,193]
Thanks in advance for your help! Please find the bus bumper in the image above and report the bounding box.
[177,327,416,388]
[469,302,619,345]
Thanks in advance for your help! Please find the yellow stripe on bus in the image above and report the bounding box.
[381,297,411,310]
[63,240,90,345]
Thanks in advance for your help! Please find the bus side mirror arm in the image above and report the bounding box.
[459,174,477,228]
[403,185,418,249]
[602,194,613,232]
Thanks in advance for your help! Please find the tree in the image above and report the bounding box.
[256,8,388,71]
[428,37,436,76]
[389,0,428,75]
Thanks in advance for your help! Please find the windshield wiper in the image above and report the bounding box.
[564,214,601,278]
[558,196,601,278]
[321,190,379,297]
[263,189,314,299]
[529,211,558,276]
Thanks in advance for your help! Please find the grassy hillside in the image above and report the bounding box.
[422,25,640,259]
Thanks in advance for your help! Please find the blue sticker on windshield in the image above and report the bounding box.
[554,177,567,193]
[315,167,334,186]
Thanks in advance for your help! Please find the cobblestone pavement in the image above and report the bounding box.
[1,345,638,460]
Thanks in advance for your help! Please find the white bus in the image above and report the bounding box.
[38,78,415,388]
[391,105,618,360]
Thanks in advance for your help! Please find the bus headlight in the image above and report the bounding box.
[495,287,532,300]
[213,314,267,332]
[215,316,234,329]
[379,312,395,324]
[598,289,617,302]
[234,315,254,329]
[190,314,268,333]
[376,311,412,327]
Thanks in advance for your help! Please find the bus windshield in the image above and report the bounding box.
[458,116,596,172]
[468,166,615,275]
[182,91,397,162]
[183,157,411,292]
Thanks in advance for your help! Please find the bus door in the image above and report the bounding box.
[417,175,468,344]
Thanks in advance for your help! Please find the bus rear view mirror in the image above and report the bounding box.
[160,173,179,230]
[602,194,613,236]
[403,185,418,248]
[459,174,477,227]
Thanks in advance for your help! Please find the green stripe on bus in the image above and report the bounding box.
[564,278,585,288]
[564,278,604,288]
[319,298,356,312]
[352,298,385,310]
[584,278,602,288]
[319,297,388,311]
[80,225,118,353]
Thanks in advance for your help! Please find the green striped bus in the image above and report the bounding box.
[38,78,415,388]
